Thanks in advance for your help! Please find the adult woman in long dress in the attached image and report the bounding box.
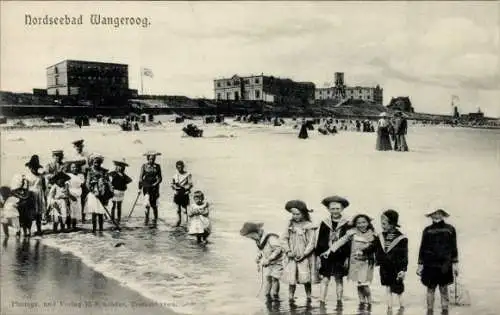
[376,113,393,151]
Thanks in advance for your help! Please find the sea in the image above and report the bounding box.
[1,118,499,315]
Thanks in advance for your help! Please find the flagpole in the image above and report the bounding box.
[140,68,144,96]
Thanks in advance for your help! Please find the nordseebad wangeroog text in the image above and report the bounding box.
[25,14,151,28]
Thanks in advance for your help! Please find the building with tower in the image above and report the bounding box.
[315,72,383,105]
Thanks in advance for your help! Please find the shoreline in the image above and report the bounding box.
[0,234,182,315]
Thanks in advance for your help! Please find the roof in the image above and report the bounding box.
[47,59,128,68]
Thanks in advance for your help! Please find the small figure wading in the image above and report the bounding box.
[109,159,132,225]
[240,222,283,303]
[138,151,162,227]
[187,190,211,244]
[171,160,193,227]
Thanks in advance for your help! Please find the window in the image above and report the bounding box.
[227,81,231,86]
[244,79,250,84]
[217,93,221,100]
[217,82,221,87]
[255,90,261,99]
[226,92,230,99]
[255,78,260,84]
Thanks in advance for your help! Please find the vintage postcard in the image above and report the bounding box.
[0,1,498,315]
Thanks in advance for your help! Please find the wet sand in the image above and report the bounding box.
[0,235,179,315]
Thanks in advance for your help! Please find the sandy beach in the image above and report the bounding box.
[1,118,499,315]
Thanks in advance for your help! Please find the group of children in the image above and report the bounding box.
[240,196,459,315]
[0,139,212,244]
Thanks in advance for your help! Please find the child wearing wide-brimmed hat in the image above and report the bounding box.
[139,151,162,227]
[281,200,318,303]
[240,221,283,302]
[109,159,132,225]
[24,155,46,235]
[362,209,408,313]
[417,209,459,315]
[84,153,112,233]
[314,195,352,309]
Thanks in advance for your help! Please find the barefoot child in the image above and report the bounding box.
[67,163,85,230]
[1,185,20,238]
[47,172,71,232]
[347,214,376,312]
[315,195,351,310]
[364,210,408,313]
[281,200,318,303]
[24,155,46,236]
[85,154,113,233]
[417,209,459,315]
[171,161,193,227]
[138,151,162,227]
[240,222,283,302]
[187,190,211,244]
[109,159,132,225]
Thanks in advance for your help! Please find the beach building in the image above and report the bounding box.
[46,60,130,106]
[315,72,383,105]
[213,74,316,105]
[387,96,415,113]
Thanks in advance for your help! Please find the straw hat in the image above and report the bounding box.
[113,158,129,167]
[425,209,450,217]
[52,150,64,156]
[144,150,162,157]
[321,195,350,208]
[285,200,313,214]
[72,139,84,147]
[240,222,264,236]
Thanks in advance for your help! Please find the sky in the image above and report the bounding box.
[1,1,499,116]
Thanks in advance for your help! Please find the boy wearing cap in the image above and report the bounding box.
[315,195,351,309]
[417,209,459,315]
[240,222,283,302]
[363,209,408,313]
[109,160,132,225]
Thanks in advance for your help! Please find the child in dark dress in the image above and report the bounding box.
[364,209,408,313]
[417,209,459,315]
[109,159,132,224]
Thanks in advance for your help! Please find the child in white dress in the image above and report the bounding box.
[67,163,85,229]
[187,190,211,244]
[47,172,71,232]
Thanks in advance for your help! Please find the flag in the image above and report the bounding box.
[451,95,459,102]
[142,68,154,78]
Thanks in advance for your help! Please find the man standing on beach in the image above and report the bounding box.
[70,140,90,222]
[394,112,409,152]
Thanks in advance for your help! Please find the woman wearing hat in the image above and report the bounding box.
[109,159,132,224]
[138,151,162,227]
[281,200,318,303]
[314,195,352,309]
[84,154,113,233]
[24,155,46,236]
[417,209,459,315]
[376,113,393,151]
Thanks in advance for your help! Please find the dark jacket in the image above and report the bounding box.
[109,171,132,191]
[418,221,458,267]
[364,229,408,272]
[314,217,350,262]
[396,118,408,135]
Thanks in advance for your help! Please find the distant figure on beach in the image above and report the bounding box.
[109,159,132,225]
[24,155,46,236]
[417,209,459,315]
[298,119,309,139]
[47,172,71,232]
[281,200,318,304]
[315,196,351,310]
[67,163,85,230]
[171,160,193,227]
[139,151,162,227]
[376,113,393,151]
[187,190,211,244]
[240,222,283,303]
[394,112,409,152]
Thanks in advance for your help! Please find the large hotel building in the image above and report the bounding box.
[315,72,383,104]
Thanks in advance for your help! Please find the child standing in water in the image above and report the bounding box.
[364,210,408,314]
[187,190,211,244]
[109,159,132,225]
[139,151,162,227]
[171,161,193,227]
[417,209,459,315]
[47,172,71,232]
[240,222,283,302]
[281,200,318,304]
[347,214,376,312]
[24,155,46,236]
[67,163,85,230]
